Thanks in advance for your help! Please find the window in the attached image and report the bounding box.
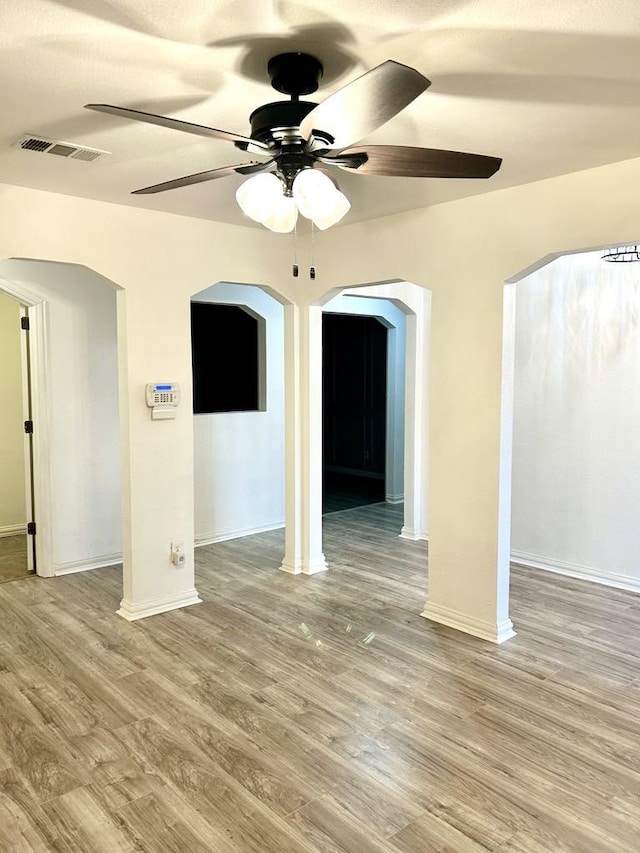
[191,302,264,413]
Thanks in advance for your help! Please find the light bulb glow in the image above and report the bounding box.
[292,168,350,229]
[262,194,298,233]
[236,173,284,223]
[310,189,351,230]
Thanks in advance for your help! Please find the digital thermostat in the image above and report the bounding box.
[145,382,181,419]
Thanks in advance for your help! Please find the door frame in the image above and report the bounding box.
[0,277,53,577]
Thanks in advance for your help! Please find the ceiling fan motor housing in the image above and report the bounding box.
[249,100,318,146]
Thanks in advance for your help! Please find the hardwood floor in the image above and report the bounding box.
[0,503,639,851]
[0,534,31,583]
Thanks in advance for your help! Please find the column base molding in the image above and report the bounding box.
[117,588,202,621]
[421,601,516,644]
[400,526,428,541]
[279,559,302,575]
[279,555,329,576]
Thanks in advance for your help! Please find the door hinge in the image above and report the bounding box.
[27,522,36,535]
[21,315,30,330]
[24,420,33,434]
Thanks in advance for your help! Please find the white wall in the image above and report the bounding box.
[192,283,285,544]
[0,291,26,533]
[511,251,640,591]
[322,294,407,503]
[2,153,640,632]
[0,260,121,573]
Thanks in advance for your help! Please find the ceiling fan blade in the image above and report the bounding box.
[321,145,502,178]
[300,60,430,149]
[84,104,270,151]
[131,161,273,195]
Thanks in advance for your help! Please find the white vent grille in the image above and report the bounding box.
[13,134,109,164]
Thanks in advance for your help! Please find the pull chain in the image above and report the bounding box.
[310,220,316,280]
[292,220,299,277]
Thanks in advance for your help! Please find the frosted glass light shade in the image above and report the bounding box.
[292,168,350,229]
[292,168,334,210]
[236,173,284,223]
[262,194,298,233]
[309,189,350,230]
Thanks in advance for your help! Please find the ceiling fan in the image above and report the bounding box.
[85,52,502,232]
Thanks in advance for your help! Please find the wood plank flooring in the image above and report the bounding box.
[0,503,639,851]
[0,534,31,583]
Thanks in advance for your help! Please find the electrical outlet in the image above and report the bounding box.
[170,540,185,567]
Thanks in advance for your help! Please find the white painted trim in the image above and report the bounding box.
[421,601,516,644]
[0,524,26,538]
[511,550,640,594]
[385,493,404,505]
[0,280,54,578]
[195,520,284,547]
[54,552,122,576]
[117,588,202,621]
[302,555,329,575]
[279,558,302,575]
[281,554,329,575]
[399,526,428,541]
[20,304,34,573]
[26,301,54,577]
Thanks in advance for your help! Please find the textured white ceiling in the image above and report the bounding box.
[2,0,640,228]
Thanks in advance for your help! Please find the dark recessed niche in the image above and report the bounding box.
[191,302,262,414]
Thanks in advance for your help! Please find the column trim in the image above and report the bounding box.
[117,588,202,621]
[421,601,516,644]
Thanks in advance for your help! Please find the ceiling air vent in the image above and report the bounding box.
[13,134,109,164]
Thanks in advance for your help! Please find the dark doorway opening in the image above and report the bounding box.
[323,313,387,514]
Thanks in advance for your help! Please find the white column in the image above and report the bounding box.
[421,279,515,643]
[280,302,327,575]
[116,287,201,620]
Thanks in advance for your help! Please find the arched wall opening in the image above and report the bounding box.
[189,281,288,550]
[304,279,431,578]
[321,293,406,513]
[500,240,640,631]
[319,280,430,541]
[0,258,122,598]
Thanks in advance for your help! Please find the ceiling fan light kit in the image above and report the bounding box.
[85,51,502,236]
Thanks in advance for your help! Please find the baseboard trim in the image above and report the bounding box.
[54,553,122,576]
[400,526,428,542]
[385,493,404,505]
[117,588,202,621]
[421,601,516,644]
[195,520,284,547]
[511,550,640,594]
[0,524,26,538]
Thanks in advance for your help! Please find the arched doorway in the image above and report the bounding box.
[0,259,122,596]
